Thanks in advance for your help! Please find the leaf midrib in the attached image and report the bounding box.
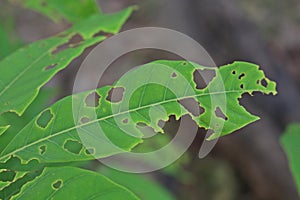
[0,89,274,161]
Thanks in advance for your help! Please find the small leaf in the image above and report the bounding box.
[281,124,300,195]
[10,0,101,23]
[0,7,133,116]
[11,167,139,200]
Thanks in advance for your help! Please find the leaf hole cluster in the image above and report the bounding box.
[52,33,84,55]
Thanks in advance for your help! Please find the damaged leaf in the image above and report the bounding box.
[0,60,277,164]
[0,7,133,116]
[11,167,139,200]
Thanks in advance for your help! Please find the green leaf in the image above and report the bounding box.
[0,61,277,164]
[0,88,56,152]
[0,7,133,116]
[99,167,175,200]
[10,0,101,23]
[0,12,23,59]
[11,167,139,200]
[0,169,42,200]
[281,124,300,195]
[0,125,10,136]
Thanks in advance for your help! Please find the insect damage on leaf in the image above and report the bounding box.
[0,60,277,165]
[0,7,134,117]
[11,167,139,200]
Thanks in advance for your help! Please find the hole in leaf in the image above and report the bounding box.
[256,80,260,84]
[0,170,16,182]
[52,33,84,54]
[171,72,177,78]
[40,1,47,6]
[182,61,187,66]
[158,120,165,128]
[123,118,128,124]
[178,98,205,117]
[85,92,100,107]
[261,78,268,87]
[45,63,58,71]
[106,87,124,103]
[238,73,245,79]
[215,107,228,120]
[137,122,147,128]
[206,129,215,139]
[80,117,90,124]
[63,140,83,154]
[240,84,244,89]
[39,145,46,155]
[36,109,53,129]
[137,123,158,137]
[52,180,63,190]
[92,31,113,38]
[232,70,236,75]
[85,148,95,155]
[193,69,216,90]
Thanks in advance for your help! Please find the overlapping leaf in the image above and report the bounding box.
[9,0,100,23]
[281,124,300,195]
[0,7,133,116]
[0,168,41,200]
[99,166,176,200]
[11,167,139,200]
[0,60,277,165]
[0,126,9,136]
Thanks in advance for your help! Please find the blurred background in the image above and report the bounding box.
[1,0,300,199]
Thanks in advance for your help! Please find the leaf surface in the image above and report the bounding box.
[0,61,277,164]
[0,7,133,116]
[281,124,300,195]
[11,167,139,200]
[99,167,175,200]
[10,0,100,23]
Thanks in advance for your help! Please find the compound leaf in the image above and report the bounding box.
[0,7,133,116]
[0,61,277,164]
